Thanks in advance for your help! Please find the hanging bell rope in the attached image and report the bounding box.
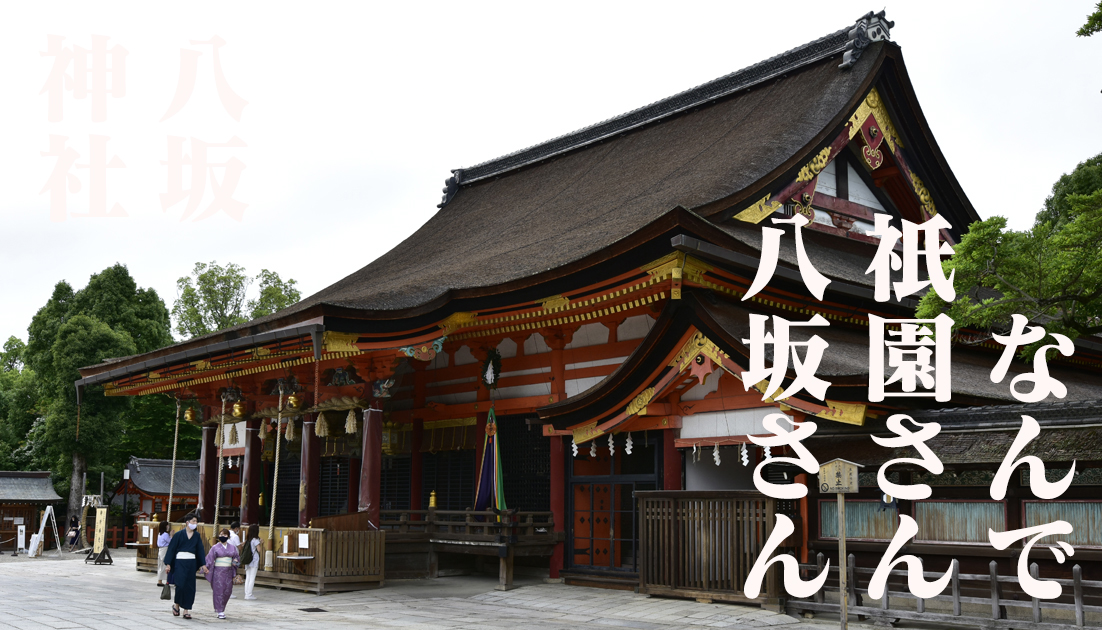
[213,392,228,530]
[315,412,329,438]
[345,409,357,435]
[265,390,285,570]
[167,399,181,522]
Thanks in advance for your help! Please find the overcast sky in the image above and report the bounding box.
[1,1,1099,346]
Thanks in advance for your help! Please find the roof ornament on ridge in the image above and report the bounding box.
[437,168,464,208]
[839,10,894,69]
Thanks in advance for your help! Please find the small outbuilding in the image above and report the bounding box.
[0,471,63,551]
[114,457,200,520]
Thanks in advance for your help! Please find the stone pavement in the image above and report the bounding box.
[0,549,872,629]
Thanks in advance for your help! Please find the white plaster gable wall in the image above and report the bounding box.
[680,408,787,440]
[847,162,886,211]
[679,369,722,401]
[814,160,837,197]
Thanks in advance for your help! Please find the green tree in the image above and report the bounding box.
[918,152,1102,349]
[2,336,26,371]
[249,269,302,319]
[1078,1,1102,36]
[0,354,39,471]
[172,261,301,339]
[24,265,174,517]
[172,261,251,339]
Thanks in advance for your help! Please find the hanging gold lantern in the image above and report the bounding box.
[381,420,399,455]
[232,400,247,418]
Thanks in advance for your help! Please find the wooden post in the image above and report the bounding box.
[1074,564,1084,627]
[1030,562,1041,623]
[952,559,961,616]
[838,493,847,630]
[916,557,924,613]
[990,561,1003,620]
[815,553,825,604]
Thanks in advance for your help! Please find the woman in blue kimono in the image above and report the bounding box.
[163,513,208,619]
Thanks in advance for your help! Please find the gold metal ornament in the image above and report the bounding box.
[184,408,196,422]
[232,400,246,418]
[287,394,300,410]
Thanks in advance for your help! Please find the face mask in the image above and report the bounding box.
[218,536,229,543]
[187,523,197,531]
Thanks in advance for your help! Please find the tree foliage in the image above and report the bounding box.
[918,152,1102,349]
[172,261,302,339]
[249,269,302,320]
[16,264,179,513]
[1078,1,1102,37]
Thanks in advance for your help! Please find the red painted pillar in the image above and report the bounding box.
[300,411,321,527]
[663,427,682,490]
[544,328,572,579]
[198,421,217,523]
[240,415,262,526]
[358,407,382,526]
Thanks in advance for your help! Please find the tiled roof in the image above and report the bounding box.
[127,457,199,496]
[457,20,856,185]
[0,472,62,503]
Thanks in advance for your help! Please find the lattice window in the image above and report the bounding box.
[422,450,475,511]
[318,457,350,517]
[498,414,550,512]
[381,455,411,511]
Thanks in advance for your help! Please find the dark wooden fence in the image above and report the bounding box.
[638,490,793,606]
[789,552,1102,629]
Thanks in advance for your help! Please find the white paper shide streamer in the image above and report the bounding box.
[713,442,721,466]
[608,433,615,456]
[625,432,633,455]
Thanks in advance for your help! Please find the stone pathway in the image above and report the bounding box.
[0,549,870,629]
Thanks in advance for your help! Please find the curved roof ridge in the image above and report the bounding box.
[456,19,860,186]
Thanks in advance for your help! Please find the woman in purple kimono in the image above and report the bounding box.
[204,528,240,619]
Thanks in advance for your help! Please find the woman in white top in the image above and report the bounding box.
[243,523,264,600]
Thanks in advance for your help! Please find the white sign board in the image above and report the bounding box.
[142,525,150,540]
[819,458,861,494]
[17,525,26,551]
[282,535,288,554]
[298,533,309,549]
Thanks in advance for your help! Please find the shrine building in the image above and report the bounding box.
[76,11,1102,603]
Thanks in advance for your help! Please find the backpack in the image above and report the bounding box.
[241,540,253,565]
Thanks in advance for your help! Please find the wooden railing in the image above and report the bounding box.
[638,491,792,606]
[790,553,1102,629]
[133,520,385,594]
[379,508,555,541]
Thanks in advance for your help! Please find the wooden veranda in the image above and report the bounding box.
[134,521,384,595]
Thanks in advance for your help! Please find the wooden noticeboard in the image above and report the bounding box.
[85,506,112,565]
[818,459,861,630]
